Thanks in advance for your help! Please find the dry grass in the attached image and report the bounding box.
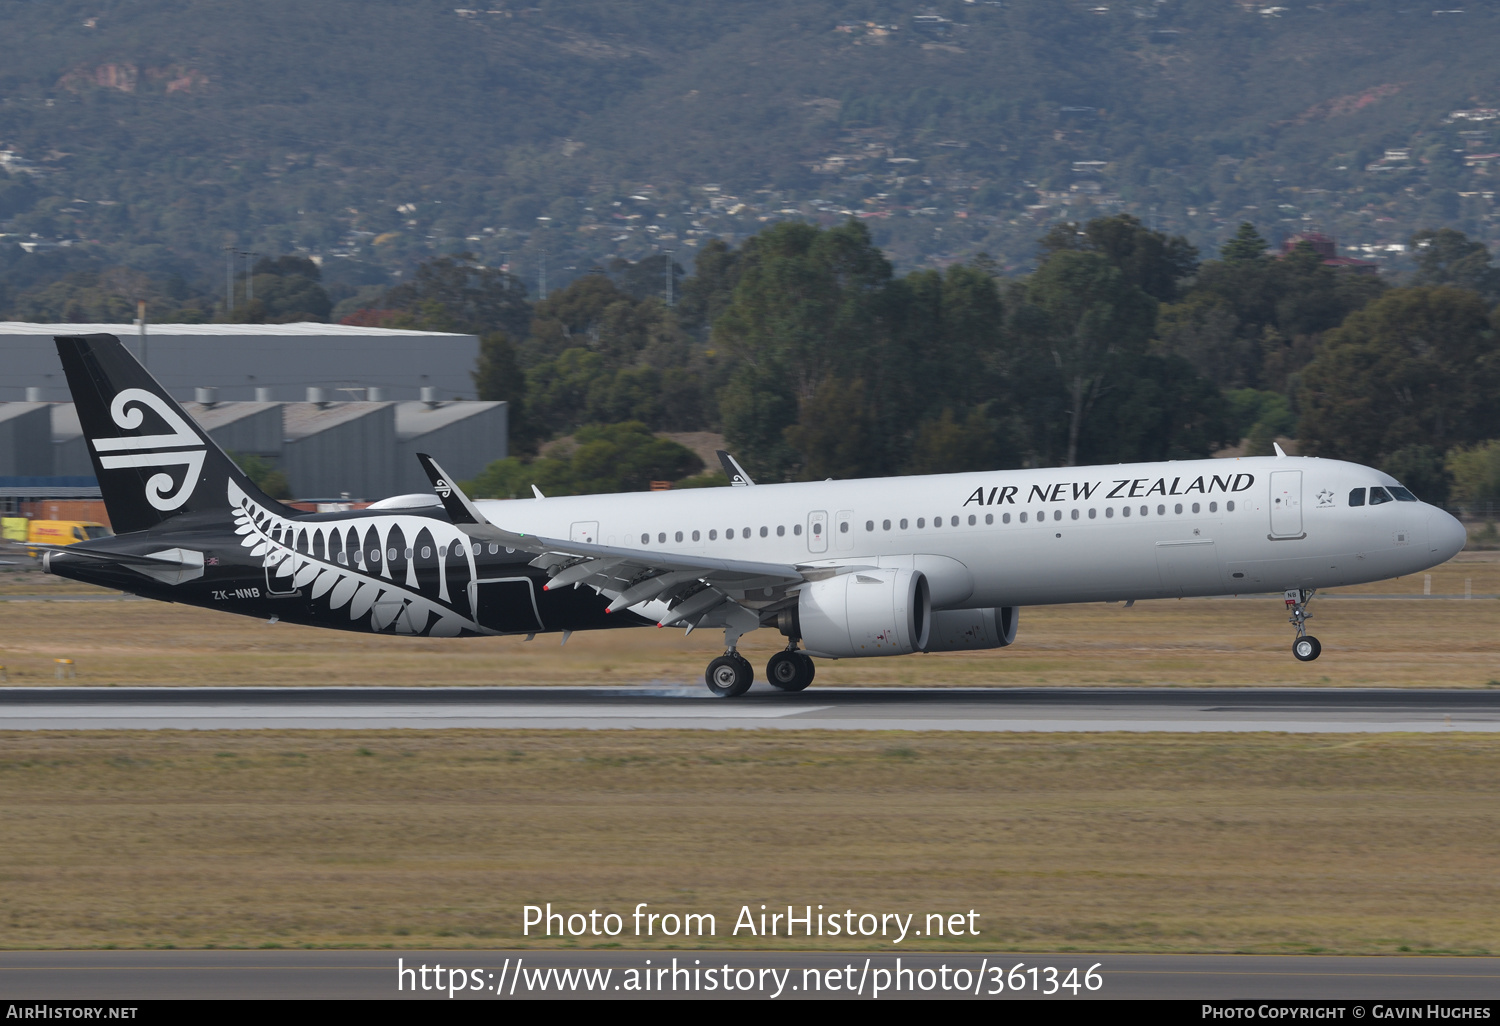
[0,552,1495,688]
[1,730,1497,954]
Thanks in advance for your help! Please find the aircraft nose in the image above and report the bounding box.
[1428,509,1467,562]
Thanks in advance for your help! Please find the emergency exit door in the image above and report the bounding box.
[806,511,828,553]
[1269,471,1303,538]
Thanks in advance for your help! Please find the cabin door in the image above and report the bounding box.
[1269,471,1303,538]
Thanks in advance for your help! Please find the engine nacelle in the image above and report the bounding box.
[797,568,931,659]
[924,606,1019,652]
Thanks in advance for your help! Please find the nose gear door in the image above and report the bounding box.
[806,511,828,553]
[1269,471,1303,538]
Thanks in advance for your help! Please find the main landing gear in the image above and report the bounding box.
[705,651,754,697]
[1285,588,1322,662]
[766,647,816,692]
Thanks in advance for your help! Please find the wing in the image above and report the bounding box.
[414,453,838,628]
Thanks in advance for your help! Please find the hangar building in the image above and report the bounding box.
[0,322,481,403]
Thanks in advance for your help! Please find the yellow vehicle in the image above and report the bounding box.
[1,517,29,543]
[25,520,113,553]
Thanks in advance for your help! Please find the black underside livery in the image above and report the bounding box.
[45,334,648,638]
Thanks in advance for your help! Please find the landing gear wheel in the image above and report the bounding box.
[1292,635,1322,662]
[706,654,754,697]
[767,651,815,692]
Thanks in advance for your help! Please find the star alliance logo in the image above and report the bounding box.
[1315,488,1335,508]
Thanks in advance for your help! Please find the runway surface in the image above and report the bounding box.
[2,950,1498,1000]
[3,685,1499,732]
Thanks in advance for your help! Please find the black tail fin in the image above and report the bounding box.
[55,333,288,534]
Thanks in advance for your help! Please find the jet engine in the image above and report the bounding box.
[796,568,930,659]
[924,606,1018,652]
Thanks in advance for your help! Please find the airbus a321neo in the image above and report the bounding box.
[37,334,1468,696]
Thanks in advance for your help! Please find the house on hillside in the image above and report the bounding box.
[1280,233,1378,275]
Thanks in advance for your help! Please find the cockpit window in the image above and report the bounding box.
[1348,488,1366,507]
[1368,486,1394,505]
[1389,486,1418,502]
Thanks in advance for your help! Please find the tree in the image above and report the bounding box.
[1410,228,1500,304]
[1220,222,1270,263]
[471,330,531,449]
[1446,441,1500,511]
[1040,214,1198,302]
[1298,287,1500,464]
[905,407,1006,475]
[382,254,531,338]
[782,376,878,480]
[1023,249,1157,466]
[465,422,702,498]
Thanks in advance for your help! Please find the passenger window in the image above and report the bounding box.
[1002,513,1010,524]
[693,530,701,541]
[932,516,941,528]
[1053,510,1062,521]
[917,518,926,528]
[640,533,649,544]
[658,533,666,544]
[675,531,683,542]
[1174,503,1182,514]
[1369,487,1393,505]
[337,552,348,565]
[1157,505,1166,516]
[1226,501,1235,512]
[866,520,874,532]
[776,525,785,536]
[709,530,717,540]
[794,524,802,536]
[899,519,908,530]
[1209,502,1218,512]
[1139,506,1148,517]
[1071,509,1079,520]
[1088,508,1096,519]
[985,514,993,525]
[726,528,735,539]
[1348,488,1365,507]
[883,519,892,530]
[760,526,769,537]
[968,514,976,526]
[404,548,413,559]
[1019,512,1028,523]
[1106,507,1114,518]
[1122,507,1130,518]
[951,516,959,527]
[1192,502,1200,513]
[1390,486,1417,502]
[743,527,751,537]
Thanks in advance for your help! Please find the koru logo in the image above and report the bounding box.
[90,388,207,511]
[434,478,453,499]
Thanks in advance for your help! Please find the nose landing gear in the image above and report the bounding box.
[1285,588,1321,661]
[766,647,815,692]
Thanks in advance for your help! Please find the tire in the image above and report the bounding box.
[706,654,753,697]
[795,652,815,689]
[1292,635,1322,662]
[766,651,813,692]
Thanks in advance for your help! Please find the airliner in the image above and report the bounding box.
[36,334,1467,696]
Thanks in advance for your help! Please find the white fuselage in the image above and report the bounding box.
[476,455,1467,610]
